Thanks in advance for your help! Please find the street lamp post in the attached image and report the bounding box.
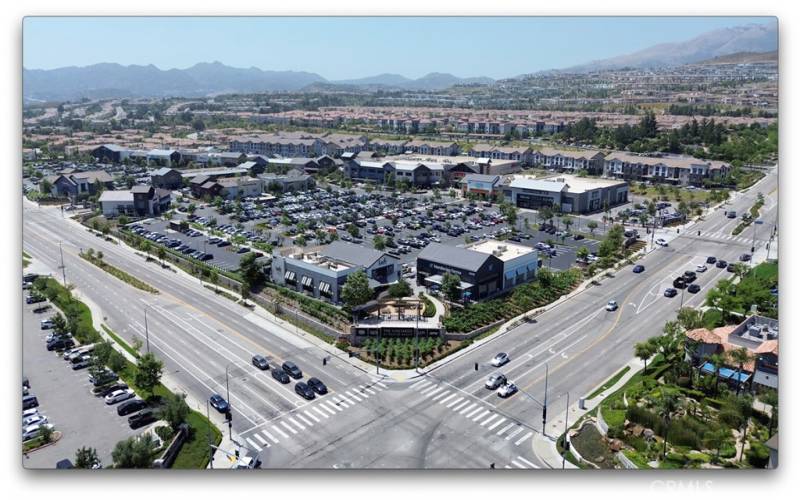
[225,363,232,440]
[542,363,548,433]
[562,392,570,469]
[679,286,685,310]
[58,241,67,287]
[206,400,214,469]
[415,301,420,371]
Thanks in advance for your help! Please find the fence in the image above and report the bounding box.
[152,424,189,469]
[616,451,639,470]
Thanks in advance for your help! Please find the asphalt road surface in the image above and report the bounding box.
[21,168,777,469]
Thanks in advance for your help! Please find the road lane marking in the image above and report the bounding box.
[497,423,515,435]
[272,425,290,439]
[431,389,450,401]
[472,409,490,421]
[261,430,280,443]
[445,396,464,408]
[505,427,524,440]
[287,417,306,431]
[296,413,314,426]
[421,385,442,395]
[246,437,262,451]
[304,410,320,423]
[313,407,330,419]
[254,433,268,446]
[345,390,363,402]
[465,405,484,418]
[516,456,539,468]
[452,400,472,412]
[480,414,499,426]
[438,393,458,405]
[410,380,430,390]
[280,421,298,434]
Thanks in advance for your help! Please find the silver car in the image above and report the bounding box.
[485,373,507,390]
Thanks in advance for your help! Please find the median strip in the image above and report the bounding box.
[80,249,159,294]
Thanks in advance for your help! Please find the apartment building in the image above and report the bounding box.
[604,153,731,186]
[530,147,607,175]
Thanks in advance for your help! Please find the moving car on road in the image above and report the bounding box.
[209,394,229,413]
[271,368,290,384]
[706,256,717,264]
[687,284,701,294]
[282,361,303,379]
[606,300,619,311]
[490,352,510,367]
[632,265,645,273]
[251,354,269,371]
[655,238,668,247]
[307,377,328,395]
[739,254,752,262]
[664,288,678,298]
[295,382,316,400]
[485,373,507,390]
[696,264,707,273]
[497,382,518,398]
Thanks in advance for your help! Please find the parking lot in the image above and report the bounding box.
[22,295,141,469]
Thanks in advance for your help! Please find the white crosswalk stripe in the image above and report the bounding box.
[473,409,490,422]
[304,410,321,423]
[313,407,330,419]
[246,437,262,452]
[325,401,344,413]
[481,414,499,426]
[515,456,539,469]
[333,397,350,408]
[288,417,306,431]
[505,427,524,440]
[515,431,533,446]
[464,404,483,417]
[422,385,443,396]
[345,390,363,402]
[439,393,458,405]
[272,425,290,439]
[452,399,472,412]
[410,380,431,390]
[262,429,280,444]
[497,423,516,435]
[487,417,507,430]
[431,390,450,401]
[460,402,478,415]
[375,382,388,389]
[446,396,465,408]
[296,413,314,426]
[511,459,526,468]
[281,421,298,435]
[254,433,269,447]
[359,385,377,395]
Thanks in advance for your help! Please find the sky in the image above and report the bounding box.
[23,16,775,80]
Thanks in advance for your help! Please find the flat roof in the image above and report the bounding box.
[467,239,535,262]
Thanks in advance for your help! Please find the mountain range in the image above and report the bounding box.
[23,22,777,102]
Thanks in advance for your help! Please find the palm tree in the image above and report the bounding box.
[657,394,680,459]
[726,348,753,396]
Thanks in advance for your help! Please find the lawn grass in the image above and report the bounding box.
[171,411,222,469]
[80,252,159,294]
[101,324,140,359]
[587,366,631,399]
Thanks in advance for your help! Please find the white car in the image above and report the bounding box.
[105,389,135,405]
[485,373,507,390]
[490,352,510,367]
[23,414,48,428]
[22,408,40,420]
[696,264,708,273]
[606,300,619,311]
[497,382,518,398]
[22,423,54,441]
[655,238,668,247]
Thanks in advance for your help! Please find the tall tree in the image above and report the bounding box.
[112,434,158,468]
[134,352,164,399]
[727,348,753,396]
[340,270,372,311]
[158,392,190,431]
[74,446,100,469]
[441,272,462,303]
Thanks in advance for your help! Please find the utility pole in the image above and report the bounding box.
[679,286,685,310]
[415,301,420,371]
[542,363,548,435]
[58,241,67,287]
[562,392,570,469]
[225,364,232,440]
[206,400,214,469]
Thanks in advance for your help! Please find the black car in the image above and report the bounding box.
[209,394,229,413]
[664,288,678,298]
[271,368,290,384]
[687,284,701,294]
[307,377,328,395]
[47,337,75,351]
[716,259,728,269]
[632,265,645,273]
[117,398,147,416]
[673,277,687,289]
[295,382,316,400]
[727,263,737,272]
[706,256,717,264]
[251,354,269,370]
[573,234,584,241]
[128,409,157,429]
[683,271,697,283]
[282,361,303,379]
[739,254,752,262]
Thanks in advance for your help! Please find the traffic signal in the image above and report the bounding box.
[235,449,240,458]
[225,410,232,423]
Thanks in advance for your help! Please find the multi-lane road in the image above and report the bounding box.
[21,168,777,469]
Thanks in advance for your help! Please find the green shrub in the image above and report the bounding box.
[745,442,770,468]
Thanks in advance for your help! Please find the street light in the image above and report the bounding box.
[225,363,233,440]
[561,392,570,469]
[143,304,152,354]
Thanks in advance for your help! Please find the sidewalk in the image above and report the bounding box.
[532,357,645,469]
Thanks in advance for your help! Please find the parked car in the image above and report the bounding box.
[485,373,507,390]
[71,355,92,370]
[727,263,737,272]
[294,382,316,400]
[47,337,75,351]
[490,352,510,367]
[683,271,697,282]
[105,389,135,405]
[128,409,157,429]
[497,382,518,398]
[22,414,48,428]
[209,394,229,413]
[632,265,645,273]
[251,354,269,371]
[271,368,290,384]
[282,361,303,379]
[673,277,687,289]
[664,288,678,298]
[40,318,55,330]
[23,423,54,441]
[23,395,39,410]
[117,399,147,416]
[606,300,619,311]
[307,377,328,395]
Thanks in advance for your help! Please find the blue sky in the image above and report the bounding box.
[23,17,775,79]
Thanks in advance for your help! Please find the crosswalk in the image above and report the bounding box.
[408,379,534,449]
[701,230,757,245]
[505,456,540,469]
[241,380,389,453]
